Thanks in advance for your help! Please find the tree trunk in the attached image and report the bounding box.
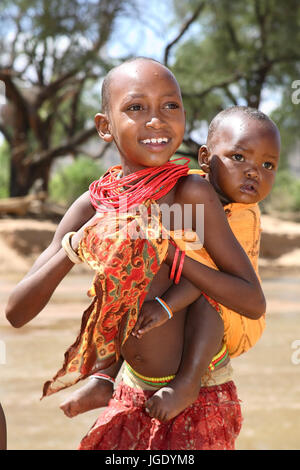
[9,145,51,197]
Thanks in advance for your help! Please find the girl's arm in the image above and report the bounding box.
[170,175,265,319]
[5,191,96,328]
[0,403,6,450]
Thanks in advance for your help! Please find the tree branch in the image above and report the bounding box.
[34,68,83,107]
[24,127,97,166]
[223,85,239,105]
[163,1,206,66]
[0,69,30,131]
[182,72,243,99]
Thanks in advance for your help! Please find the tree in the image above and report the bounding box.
[0,0,137,196]
[1,0,300,197]
[167,0,300,162]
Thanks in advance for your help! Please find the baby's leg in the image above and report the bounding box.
[0,403,7,450]
[60,360,122,418]
[145,296,224,422]
[60,378,114,418]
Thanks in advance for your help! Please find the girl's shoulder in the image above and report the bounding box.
[175,173,215,205]
[54,191,95,239]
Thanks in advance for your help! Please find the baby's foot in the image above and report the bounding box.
[60,378,113,418]
[145,377,200,422]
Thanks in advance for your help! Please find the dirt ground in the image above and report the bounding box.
[0,215,300,450]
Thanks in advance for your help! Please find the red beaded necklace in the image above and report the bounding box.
[90,157,190,212]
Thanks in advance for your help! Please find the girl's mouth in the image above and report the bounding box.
[140,137,170,144]
[139,137,171,153]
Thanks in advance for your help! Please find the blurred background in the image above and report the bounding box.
[0,0,299,450]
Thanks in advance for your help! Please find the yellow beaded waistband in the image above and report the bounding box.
[208,343,229,371]
[125,362,175,387]
[125,344,228,387]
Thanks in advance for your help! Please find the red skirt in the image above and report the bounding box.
[79,381,242,450]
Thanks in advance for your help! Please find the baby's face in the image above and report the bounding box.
[104,60,186,174]
[205,115,280,205]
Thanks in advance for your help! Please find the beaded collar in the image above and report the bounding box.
[89,157,190,212]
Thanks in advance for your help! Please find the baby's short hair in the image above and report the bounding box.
[101,57,167,114]
[207,105,278,145]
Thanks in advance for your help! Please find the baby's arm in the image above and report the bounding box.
[5,191,96,327]
[132,277,200,338]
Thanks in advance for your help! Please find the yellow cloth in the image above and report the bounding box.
[173,169,265,358]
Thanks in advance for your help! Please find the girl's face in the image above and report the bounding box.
[200,115,280,205]
[95,60,186,175]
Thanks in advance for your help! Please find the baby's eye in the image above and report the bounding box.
[127,104,143,111]
[231,154,245,162]
[164,102,179,109]
[263,161,274,170]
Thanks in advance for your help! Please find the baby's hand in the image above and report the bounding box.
[131,300,170,339]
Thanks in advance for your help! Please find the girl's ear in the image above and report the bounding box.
[198,145,210,173]
[94,113,113,142]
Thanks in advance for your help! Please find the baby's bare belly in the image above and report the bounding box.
[121,264,187,378]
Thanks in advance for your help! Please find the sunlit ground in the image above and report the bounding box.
[0,273,299,450]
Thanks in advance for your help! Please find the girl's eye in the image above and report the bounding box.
[263,161,274,170]
[232,154,244,162]
[127,104,143,111]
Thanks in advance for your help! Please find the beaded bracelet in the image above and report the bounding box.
[169,243,185,285]
[61,232,82,264]
[174,250,185,284]
[89,372,115,386]
[169,245,179,281]
[155,297,173,319]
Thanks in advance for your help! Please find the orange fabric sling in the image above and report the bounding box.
[173,169,265,358]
